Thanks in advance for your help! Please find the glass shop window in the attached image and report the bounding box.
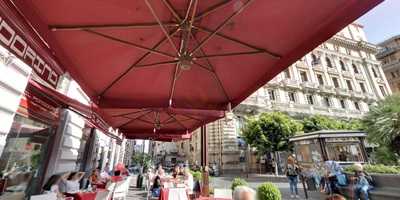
[294,140,323,163]
[0,114,54,198]
[325,140,364,162]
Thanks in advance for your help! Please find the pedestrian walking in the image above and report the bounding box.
[285,156,300,198]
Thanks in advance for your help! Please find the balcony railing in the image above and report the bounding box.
[342,71,353,78]
[281,79,300,89]
[300,81,318,90]
[318,85,335,94]
[350,90,364,99]
[354,73,364,80]
[335,88,351,96]
[327,67,339,74]
[296,61,309,69]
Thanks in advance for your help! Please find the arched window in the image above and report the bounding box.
[352,64,359,74]
[325,57,333,68]
[311,54,318,65]
[340,60,346,71]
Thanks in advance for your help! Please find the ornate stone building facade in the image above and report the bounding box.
[376,35,400,93]
[177,24,392,172]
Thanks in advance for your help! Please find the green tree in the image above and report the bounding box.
[363,94,400,155]
[241,112,302,174]
[302,115,362,133]
[132,152,152,171]
[242,112,302,154]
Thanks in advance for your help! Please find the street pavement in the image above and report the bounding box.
[210,175,327,200]
[127,175,328,200]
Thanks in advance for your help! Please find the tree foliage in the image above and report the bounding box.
[241,112,302,154]
[302,115,362,133]
[363,94,400,154]
[132,152,152,169]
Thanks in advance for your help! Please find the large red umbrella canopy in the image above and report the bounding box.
[11,0,381,138]
[100,107,223,137]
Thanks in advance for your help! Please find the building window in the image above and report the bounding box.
[311,54,319,65]
[345,80,353,91]
[332,77,340,88]
[317,74,324,85]
[371,67,379,78]
[326,57,333,68]
[306,95,314,105]
[340,99,346,109]
[352,64,359,74]
[300,71,308,82]
[283,69,291,79]
[379,85,387,96]
[323,97,331,107]
[288,92,296,103]
[359,82,367,93]
[340,60,346,71]
[268,90,276,101]
[354,101,360,110]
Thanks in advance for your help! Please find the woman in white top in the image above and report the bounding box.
[63,172,85,193]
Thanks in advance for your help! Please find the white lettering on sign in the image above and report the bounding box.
[0,15,59,88]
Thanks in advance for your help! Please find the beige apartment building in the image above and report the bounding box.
[176,23,392,172]
[376,35,400,93]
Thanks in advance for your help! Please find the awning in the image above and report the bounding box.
[7,0,382,140]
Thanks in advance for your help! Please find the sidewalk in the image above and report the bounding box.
[126,175,147,200]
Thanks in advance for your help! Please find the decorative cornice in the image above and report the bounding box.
[328,35,379,54]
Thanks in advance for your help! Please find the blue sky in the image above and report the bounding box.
[357,0,400,44]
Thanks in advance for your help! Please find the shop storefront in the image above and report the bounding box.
[0,5,125,198]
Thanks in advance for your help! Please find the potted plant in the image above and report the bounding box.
[257,182,282,200]
[231,178,248,191]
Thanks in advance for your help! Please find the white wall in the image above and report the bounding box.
[0,46,31,155]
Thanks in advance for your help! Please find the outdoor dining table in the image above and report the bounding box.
[197,197,231,200]
[65,189,107,200]
[159,187,188,200]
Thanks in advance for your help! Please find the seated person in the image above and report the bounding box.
[89,168,100,184]
[43,173,69,199]
[111,170,124,182]
[353,164,372,200]
[63,172,85,193]
[233,186,256,200]
[172,165,180,179]
[151,176,162,197]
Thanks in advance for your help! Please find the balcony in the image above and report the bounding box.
[242,95,266,107]
[335,88,351,97]
[296,61,309,69]
[318,85,335,94]
[281,79,300,89]
[354,73,364,80]
[342,71,353,78]
[327,67,339,74]
[300,81,318,91]
[364,92,377,101]
[350,90,364,99]
[312,64,324,72]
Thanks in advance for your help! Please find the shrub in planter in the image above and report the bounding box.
[257,182,282,200]
[344,164,400,174]
[231,178,248,190]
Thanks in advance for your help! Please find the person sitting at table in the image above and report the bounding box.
[89,168,100,184]
[156,164,165,177]
[150,176,162,197]
[111,170,124,182]
[179,165,185,176]
[43,172,69,199]
[233,186,256,200]
[172,165,180,178]
[63,172,85,193]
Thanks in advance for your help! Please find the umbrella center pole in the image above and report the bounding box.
[178,21,194,70]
